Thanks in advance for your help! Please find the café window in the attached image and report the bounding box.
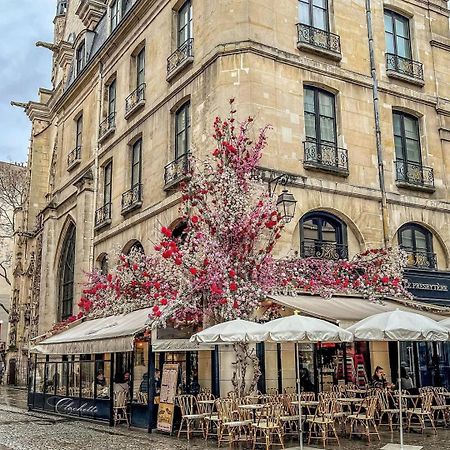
[59,224,76,320]
[398,223,436,269]
[300,211,348,260]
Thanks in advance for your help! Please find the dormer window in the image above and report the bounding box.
[76,41,86,74]
[57,0,67,16]
[111,0,120,31]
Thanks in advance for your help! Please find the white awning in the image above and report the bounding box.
[269,295,450,329]
[152,339,214,352]
[31,309,152,355]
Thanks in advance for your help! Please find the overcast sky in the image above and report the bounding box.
[0,1,55,163]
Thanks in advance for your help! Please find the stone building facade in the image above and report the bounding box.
[10,0,450,385]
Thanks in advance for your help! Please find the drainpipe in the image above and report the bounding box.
[365,0,390,249]
[89,62,104,271]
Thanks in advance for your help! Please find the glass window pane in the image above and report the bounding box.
[300,1,310,25]
[303,219,319,241]
[319,117,335,143]
[393,113,402,135]
[305,113,316,140]
[385,33,395,54]
[312,7,327,30]
[395,17,410,39]
[404,117,419,140]
[394,136,404,159]
[401,228,414,247]
[396,37,411,58]
[322,220,337,243]
[313,0,327,8]
[406,139,420,162]
[384,13,393,33]
[318,92,334,118]
[415,231,428,251]
[304,88,315,113]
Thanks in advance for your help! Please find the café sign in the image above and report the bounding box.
[47,396,98,417]
[404,269,450,306]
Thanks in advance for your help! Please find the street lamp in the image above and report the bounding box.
[268,173,297,223]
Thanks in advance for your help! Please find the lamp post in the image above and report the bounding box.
[268,174,297,223]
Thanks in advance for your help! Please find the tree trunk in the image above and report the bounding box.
[231,342,261,397]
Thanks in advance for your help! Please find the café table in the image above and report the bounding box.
[238,404,264,423]
[291,400,319,415]
[346,388,368,397]
[197,399,216,414]
[337,397,364,413]
[397,393,420,408]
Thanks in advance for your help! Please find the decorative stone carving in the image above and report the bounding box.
[76,0,107,30]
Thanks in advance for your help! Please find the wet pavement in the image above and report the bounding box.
[0,386,449,449]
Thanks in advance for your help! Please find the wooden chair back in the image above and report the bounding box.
[176,394,197,416]
[114,390,128,408]
[420,391,434,413]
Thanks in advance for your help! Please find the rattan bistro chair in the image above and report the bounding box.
[113,390,130,427]
[307,393,340,448]
[347,396,380,442]
[406,390,437,434]
[252,403,285,450]
[217,398,252,448]
[431,387,449,427]
[176,395,206,441]
[377,388,401,432]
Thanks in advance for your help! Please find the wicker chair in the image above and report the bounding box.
[176,395,206,441]
[377,388,401,432]
[307,393,340,448]
[252,403,285,450]
[431,387,449,427]
[347,396,380,442]
[197,393,218,441]
[137,391,148,404]
[113,390,130,427]
[406,390,437,434]
[217,398,252,448]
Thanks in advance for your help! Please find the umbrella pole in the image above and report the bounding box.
[397,340,404,450]
[296,343,303,450]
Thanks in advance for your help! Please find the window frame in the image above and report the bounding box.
[110,0,120,31]
[108,79,117,117]
[76,41,85,74]
[398,223,434,266]
[103,161,113,207]
[393,111,422,165]
[75,115,83,148]
[384,9,412,59]
[174,102,191,159]
[177,0,193,47]
[298,0,330,31]
[300,211,346,247]
[59,225,76,321]
[131,138,142,189]
[136,47,145,88]
[304,86,337,146]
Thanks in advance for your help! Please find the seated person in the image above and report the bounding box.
[370,366,393,389]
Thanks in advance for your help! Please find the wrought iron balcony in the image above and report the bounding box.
[301,240,348,260]
[164,153,190,188]
[95,202,111,229]
[125,83,146,118]
[296,23,341,59]
[167,38,194,80]
[403,248,437,270]
[386,53,424,84]
[121,183,143,214]
[395,159,435,191]
[67,146,81,170]
[303,140,348,176]
[98,112,116,142]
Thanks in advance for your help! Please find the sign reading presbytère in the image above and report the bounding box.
[404,269,450,306]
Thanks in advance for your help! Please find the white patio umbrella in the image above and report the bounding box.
[190,318,268,344]
[253,314,353,450]
[347,309,449,450]
[439,317,450,329]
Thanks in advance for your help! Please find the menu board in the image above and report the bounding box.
[157,363,179,433]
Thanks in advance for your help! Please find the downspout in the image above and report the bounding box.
[89,62,104,271]
[365,0,390,248]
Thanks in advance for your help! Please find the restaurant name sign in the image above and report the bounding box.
[404,269,450,306]
[47,396,98,417]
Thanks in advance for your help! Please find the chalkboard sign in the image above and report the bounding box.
[157,363,179,433]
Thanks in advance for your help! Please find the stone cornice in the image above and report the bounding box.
[76,0,107,31]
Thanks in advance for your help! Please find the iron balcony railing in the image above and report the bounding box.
[167,38,194,77]
[395,159,434,190]
[95,202,111,228]
[303,140,348,174]
[125,83,146,115]
[296,23,341,55]
[164,153,190,187]
[121,183,143,212]
[386,53,424,81]
[301,240,348,260]
[98,112,116,140]
[403,248,437,270]
[67,146,81,168]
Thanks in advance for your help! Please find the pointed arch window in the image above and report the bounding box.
[398,223,436,269]
[59,225,76,320]
[300,211,348,260]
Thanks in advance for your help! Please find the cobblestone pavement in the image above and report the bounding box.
[0,387,449,449]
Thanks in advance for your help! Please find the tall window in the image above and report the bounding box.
[175,103,190,159]
[103,161,112,210]
[131,139,142,188]
[76,41,85,74]
[298,0,329,31]
[59,225,76,320]
[136,47,145,88]
[300,212,347,259]
[398,223,435,268]
[393,111,421,164]
[178,1,193,46]
[100,255,109,275]
[110,0,120,31]
[76,115,83,148]
[304,86,337,146]
[108,79,117,118]
[122,0,132,15]
[384,10,411,59]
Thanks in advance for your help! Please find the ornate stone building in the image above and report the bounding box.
[10,0,450,386]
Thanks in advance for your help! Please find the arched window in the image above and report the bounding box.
[125,240,144,255]
[398,223,436,269]
[300,211,347,259]
[59,225,76,320]
[99,254,109,275]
